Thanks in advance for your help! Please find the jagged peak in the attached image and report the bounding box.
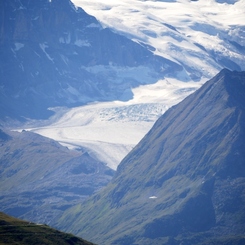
[205,69,245,108]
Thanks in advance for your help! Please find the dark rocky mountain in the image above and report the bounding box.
[0,0,180,122]
[56,69,245,244]
[0,128,114,225]
[0,211,96,245]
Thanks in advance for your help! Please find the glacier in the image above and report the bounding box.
[20,0,245,169]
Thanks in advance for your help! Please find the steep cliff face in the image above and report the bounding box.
[0,0,94,42]
[56,69,245,244]
[0,0,180,121]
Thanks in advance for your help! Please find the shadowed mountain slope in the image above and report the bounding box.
[0,0,180,122]
[0,128,114,226]
[0,212,96,245]
[56,69,245,244]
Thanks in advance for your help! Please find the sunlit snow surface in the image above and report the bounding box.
[24,79,199,170]
[72,0,245,77]
[25,0,244,169]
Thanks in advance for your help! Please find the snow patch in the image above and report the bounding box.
[59,33,71,44]
[149,196,157,199]
[87,23,101,28]
[39,43,54,62]
[14,43,24,51]
[74,39,91,47]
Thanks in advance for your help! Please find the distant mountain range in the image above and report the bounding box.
[0,128,114,225]
[56,69,245,244]
[0,0,180,122]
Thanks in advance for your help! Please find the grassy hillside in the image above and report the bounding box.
[0,212,96,245]
[0,128,114,225]
[56,69,245,244]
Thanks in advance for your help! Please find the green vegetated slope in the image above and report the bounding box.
[56,69,245,245]
[0,212,96,245]
[0,129,114,225]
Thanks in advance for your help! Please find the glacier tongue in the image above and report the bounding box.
[23,78,200,169]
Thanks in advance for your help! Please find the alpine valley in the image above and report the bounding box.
[1,0,244,168]
[57,69,245,245]
[0,0,245,244]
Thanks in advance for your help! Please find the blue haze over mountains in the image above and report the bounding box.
[0,0,245,244]
[0,0,181,122]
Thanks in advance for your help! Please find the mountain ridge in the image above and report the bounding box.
[56,69,245,244]
[0,128,114,225]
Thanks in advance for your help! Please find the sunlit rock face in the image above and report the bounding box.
[0,0,180,122]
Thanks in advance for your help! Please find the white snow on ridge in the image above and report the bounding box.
[72,0,245,78]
